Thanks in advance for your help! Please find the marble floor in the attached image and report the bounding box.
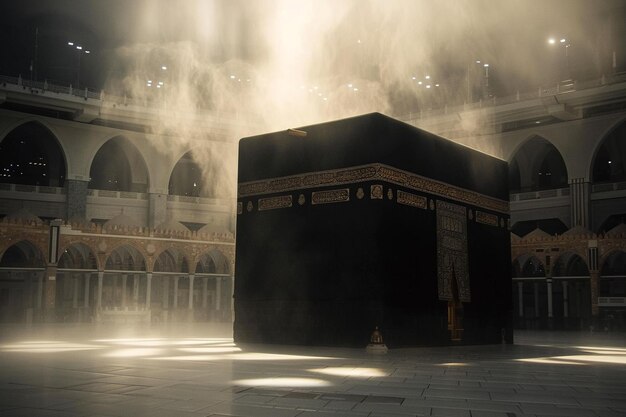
[0,324,625,417]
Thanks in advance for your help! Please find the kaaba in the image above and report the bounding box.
[234,113,512,347]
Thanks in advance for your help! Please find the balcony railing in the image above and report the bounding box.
[510,187,570,202]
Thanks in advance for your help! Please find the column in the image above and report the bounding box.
[563,281,569,318]
[44,266,57,322]
[121,274,127,308]
[133,274,139,306]
[188,274,195,309]
[547,279,553,318]
[112,276,118,307]
[202,277,208,308]
[83,273,90,308]
[162,277,169,309]
[97,271,104,309]
[36,272,43,309]
[215,277,222,311]
[72,274,79,309]
[533,282,539,318]
[148,193,167,229]
[517,281,524,317]
[569,178,590,228]
[65,179,89,221]
[173,276,179,308]
[590,270,600,317]
[146,273,152,308]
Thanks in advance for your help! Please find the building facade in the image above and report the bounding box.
[1,73,625,330]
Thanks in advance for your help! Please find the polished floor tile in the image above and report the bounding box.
[1,324,625,417]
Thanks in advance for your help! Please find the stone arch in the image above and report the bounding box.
[590,118,626,184]
[0,120,67,187]
[0,240,46,268]
[58,243,98,270]
[600,250,626,276]
[514,255,546,278]
[168,149,207,197]
[104,244,147,271]
[552,252,590,277]
[153,247,189,273]
[89,135,149,192]
[195,249,230,275]
[508,135,568,193]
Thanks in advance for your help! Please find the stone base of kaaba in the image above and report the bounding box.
[234,113,513,348]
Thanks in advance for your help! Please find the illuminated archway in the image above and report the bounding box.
[592,120,626,183]
[89,136,149,192]
[0,121,66,187]
[509,136,568,193]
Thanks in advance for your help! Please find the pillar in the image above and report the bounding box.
[121,274,127,307]
[590,270,600,317]
[146,273,152,308]
[202,277,208,308]
[188,274,195,309]
[133,274,139,305]
[65,179,89,221]
[97,271,104,309]
[173,276,179,308]
[36,272,43,309]
[533,282,539,318]
[84,273,90,308]
[569,178,590,228]
[148,193,167,229]
[517,281,524,317]
[547,279,553,318]
[562,281,568,318]
[72,274,79,309]
[215,277,222,311]
[43,266,57,321]
[162,277,169,309]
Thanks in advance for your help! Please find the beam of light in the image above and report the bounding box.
[438,362,469,366]
[581,349,626,355]
[573,346,626,352]
[515,357,586,365]
[149,352,340,362]
[178,347,241,353]
[104,348,163,358]
[233,377,332,387]
[309,367,388,377]
[1,341,102,353]
[555,355,626,365]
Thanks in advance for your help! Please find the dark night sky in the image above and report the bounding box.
[1,1,624,110]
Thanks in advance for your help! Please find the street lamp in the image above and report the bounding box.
[547,36,571,81]
[467,60,488,102]
[67,41,91,89]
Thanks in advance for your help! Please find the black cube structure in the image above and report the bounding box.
[235,113,512,347]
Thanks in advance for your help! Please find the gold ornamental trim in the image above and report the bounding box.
[397,190,427,209]
[475,210,499,227]
[238,163,509,214]
[311,188,350,205]
[258,195,293,211]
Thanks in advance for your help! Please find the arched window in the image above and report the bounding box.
[0,241,45,268]
[154,249,189,273]
[509,137,568,193]
[552,253,589,277]
[592,121,626,183]
[105,245,146,271]
[169,151,206,197]
[0,122,66,187]
[522,256,545,278]
[196,250,229,275]
[89,137,149,192]
[600,251,626,297]
[58,244,98,270]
